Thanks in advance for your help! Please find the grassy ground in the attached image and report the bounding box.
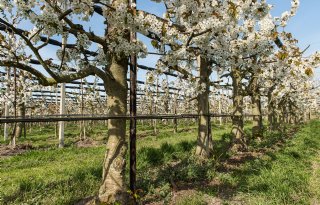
[0,120,319,204]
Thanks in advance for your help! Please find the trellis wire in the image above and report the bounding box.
[0,113,262,123]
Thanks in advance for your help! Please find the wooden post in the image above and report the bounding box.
[129,0,137,203]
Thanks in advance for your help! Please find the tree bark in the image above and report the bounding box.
[173,93,178,134]
[250,75,263,138]
[195,57,213,158]
[231,67,245,150]
[153,78,158,135]
[252,94,262,137]
[14,102,26,139]
[4,103,9,141]
[267,89,279,131]
[98,55,128,204]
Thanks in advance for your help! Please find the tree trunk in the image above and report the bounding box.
[308,108,311,120]
[268,91,279,131]
[250,76,262,138]
[14,102,26,139]
[153,78,158,135]
[173,93,178,134]
[252,94,262,137]
[231,67,245,150]
[99,56,128,204]
[4,103,9,141]
[195,57,213,158]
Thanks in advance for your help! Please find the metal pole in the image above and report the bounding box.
[59,0,67,148]
[11,67,17,147]
[130,0,137,202]
[59,83,65,148]
[55,86,58,138]
[217,70,222,125]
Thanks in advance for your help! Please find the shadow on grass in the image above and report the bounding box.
[2,165,102,204]
[138,141,195,168]
[137,125,314,204]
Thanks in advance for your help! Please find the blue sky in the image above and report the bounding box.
[271,0,320,80]
[269,0,320,55]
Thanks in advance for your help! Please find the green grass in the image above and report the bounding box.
[0,120,319,204]
[197,120,320,205]
[175,193,207,205]
[0,147,105,204]
[238,120,320,205]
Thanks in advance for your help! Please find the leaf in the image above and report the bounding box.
[276,51,288,60]
[286,32,293,39]
[151,40,160,49]
[305,68,313,77]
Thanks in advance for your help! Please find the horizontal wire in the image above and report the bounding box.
[0,113,263,123]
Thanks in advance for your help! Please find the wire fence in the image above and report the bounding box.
[0,113,263,123]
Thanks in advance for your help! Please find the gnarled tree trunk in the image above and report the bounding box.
[252,94,262,137]
[250,75,263,138]
[99,56,128,204]
[195,57,213,158]
[231,67,245,150]
[267,88,279,131]
[98,0,130,202]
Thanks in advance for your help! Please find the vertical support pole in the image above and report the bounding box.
[59,83,65,148]
[4,103,9,140]
[4,68,10,141]
[173,92,178,133]
[59,9,67,148]
[146,76,152,127]
[217,70,222,125]
[129,0,137,203]
[55,86,58,138]
[308,108,311,120]
[164,76,169,125]
[11,67,17,148]
[153,77,158,135]
[79,79,85,140]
